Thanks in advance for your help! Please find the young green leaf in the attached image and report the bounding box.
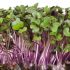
[68,11,70,19]
[0,18,3,24]
[30,24,39,33]
[6,13,15,19]
[56,34,62,41]
[50,32,57,36]
[40,17,50,28]
[44,6,50,14]
[18,27,27,33]
[50,40,56,45]
[63,27,70,37]
[50,22,61,33]
[50,16,57,23]
[12,18,24,30]
[36,12,42,18]
[64,19,70,27]
[20,5,25,13]
[33,35,41,41]
[63,44,70,52]
[31,18,40,25]
[0,25,8,31]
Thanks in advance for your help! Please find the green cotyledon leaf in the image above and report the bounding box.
[32,11,42,18]
[31,18,40,25]
[63,27,70,37]
[56,34,63,41]
[6,12,15,19]
[64,19,70,27]
[0,18,3,24]
[12,18,24,30]
[50,40,56,45]
[44,6,50,14]
[51,22,61,33]
[63,44,70,52]
[33,35,41,41]
[18,27,27,33]
[40,17,51,28]
[0,25,8,31]
[30,24,39,33]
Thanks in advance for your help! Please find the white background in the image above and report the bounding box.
[0,0,70,9]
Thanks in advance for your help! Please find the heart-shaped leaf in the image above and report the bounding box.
[56,34,62,41]
[40,17,50,28]
[51,22,61,33]
[63,27,70,37]
[12,18,24,30]
[30,24,39,33]
[18,27,27,33]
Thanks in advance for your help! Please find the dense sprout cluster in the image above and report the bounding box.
[0,3,70,70]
